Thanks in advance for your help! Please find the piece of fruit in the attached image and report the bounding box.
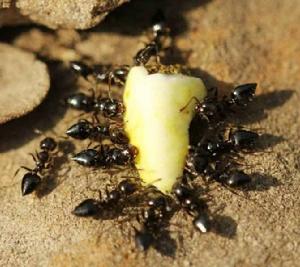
[123,66,207,194]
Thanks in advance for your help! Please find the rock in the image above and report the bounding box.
[0,3,30,27]
[15,0,129,29]
[0,43,50,124]
[0,0,129,29]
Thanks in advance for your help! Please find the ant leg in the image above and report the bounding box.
[106,118,122,128]
[29,152,38,163]
[84,174,103,200]
[91,143,103,150]
[86,141,94,149]
[92,114,101,125]
[78,118,91,124]
[207,87,218,100]
[120,175,141,184]
[14,166,33,177]
[44,162,53,170]
[65,112,90,125]
[14,168,21,177]
[154,42,161,64]
[87,87,96,99]
[107,73,113,100]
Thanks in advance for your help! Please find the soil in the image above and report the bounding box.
[0,0,299,266]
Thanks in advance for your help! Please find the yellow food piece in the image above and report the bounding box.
[123,66,207,194]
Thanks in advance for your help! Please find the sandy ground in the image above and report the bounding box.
[0,0,300,266]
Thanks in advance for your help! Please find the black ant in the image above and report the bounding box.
[181,83,257,123]
[17,137,57,196]
[172,179,211,233]
[133,9,171,67]
[134,195,173,252]
[66,91,124,118]
[216,170,252,187]
[70,61,129,86]
[93,64,130,86]
[134,42,160,66]
[133,11,170,66]
[185,127,260,182]
[66,119,128,144]
[72,144,138,168]
[134,208,162,251]
[72,179,138,217]
[207,160,252,187]
[66,92,95,112]
[70,61,93,80]
[150,9,170,41]
[186,153,252,188]
[191,128,260,158]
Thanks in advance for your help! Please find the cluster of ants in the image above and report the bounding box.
[18,11,261,252]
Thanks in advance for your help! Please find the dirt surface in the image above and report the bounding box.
[0,0,300,266]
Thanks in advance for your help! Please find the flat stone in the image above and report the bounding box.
[0,43,50,124]
[15,0,129,29]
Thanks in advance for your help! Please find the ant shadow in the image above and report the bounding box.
[211,215,237,239]
[153,227,177,258]
[35,140,76,198]
[243,173,282,192]
[0,61,78,153]
[257,133,285,150]
[88,0,213,36]
[0,0,213,45]
[229,89,295,125]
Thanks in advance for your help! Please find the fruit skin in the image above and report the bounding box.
[123,66,207,194]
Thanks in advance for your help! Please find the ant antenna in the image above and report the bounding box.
[179,96,201,112]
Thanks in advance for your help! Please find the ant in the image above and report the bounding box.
[134,42,160,66]
[134,194,173,251]
[66,90,124,118]
[70,61,93,80]
[216,170,252,187]
[70,61,129,86]
[185,127,260,184]
[17,137,57,196]
[207,160,252,187]
[185,127,259,179]
[134,208,163,251]
[93,64,129,86]
[186,154,252,188]
[191,128,260,158]
[66,119,128,144]
[181,83,257,123]
[172,179,211,233]
[72,144,138,168]
[133,10,170,66]
[150,9,170,41]
[72,179,138,217]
